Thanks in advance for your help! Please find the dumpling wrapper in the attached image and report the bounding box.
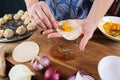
[12,41,40,62]
[57,20,82,40]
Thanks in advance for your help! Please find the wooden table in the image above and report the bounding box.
[92,30,120,51]
[1,29,120,80]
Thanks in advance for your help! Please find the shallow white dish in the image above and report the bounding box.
[98,16,120,41]
[98,56,120,80]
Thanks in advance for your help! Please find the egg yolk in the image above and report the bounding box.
[61,22,73,32]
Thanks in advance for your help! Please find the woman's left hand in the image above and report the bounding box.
[76,19,97,51]
[42,19,97,51]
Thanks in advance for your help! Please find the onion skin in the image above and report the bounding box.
[9,64,34,80]
[40,56,50,67]
[68,75,76,80]
[44,67,61,80]
[31,58,44,71]
[83,75,95,80]
[31,56,50,71]
[67,70,95,80]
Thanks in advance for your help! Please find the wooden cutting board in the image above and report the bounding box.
[4,30,120,80]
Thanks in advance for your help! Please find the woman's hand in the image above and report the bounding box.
[25,0,113,51]
[76,19,96,51]
[42,0,114,51]
[27,1,57,30]
[43,19,97,51]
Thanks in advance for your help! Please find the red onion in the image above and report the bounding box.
[68,75,76,80]
[40,56,50,67]
[31,59,44,71]
[83,75,95,80]
[68,70,95,80]
[31,56,50,71]
[44,67,61,80]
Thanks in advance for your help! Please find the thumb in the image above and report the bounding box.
[79,33,93,51]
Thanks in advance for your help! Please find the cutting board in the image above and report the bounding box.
[5,30,120,80]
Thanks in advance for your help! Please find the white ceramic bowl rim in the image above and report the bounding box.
[98,16,120,41]
[98,55,120,80]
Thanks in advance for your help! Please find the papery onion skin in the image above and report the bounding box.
[78,71,95,80]
[40,56,50,67]
[83,75,95,80]
[67,75,76,80]
[31,56,50,71]
[44,67,61,80]
[67,70,95,80]
[31,58,44,71]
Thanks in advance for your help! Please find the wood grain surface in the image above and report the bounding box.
[1,30,120,80]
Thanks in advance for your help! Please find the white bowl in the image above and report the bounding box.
[98,16,120,41]
[98,56,120,80]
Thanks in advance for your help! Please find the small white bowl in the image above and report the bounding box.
[98,16,120,41]
[98,56,120,80]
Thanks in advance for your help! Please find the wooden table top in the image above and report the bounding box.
[1,29,120,80]
[92,30,120,51]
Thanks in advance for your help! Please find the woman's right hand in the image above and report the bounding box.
[27,1,58,30]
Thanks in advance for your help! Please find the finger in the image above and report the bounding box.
[33,11,47,29]
[30,17,42,30]
[28,9,41,30]
[80,28,84,37]
[79,34,92,51]
[81,30,84,34]
[30,16,36,27]
[42,29,55,35]
[79,36,89,51]
[28,9,37,25]
[47,32,62,38]
[36,6,52,29]
[41,3,58,29]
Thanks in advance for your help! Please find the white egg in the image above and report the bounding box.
[9,64,35,80]
[98,56,120,80]
[57,20,82,40]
